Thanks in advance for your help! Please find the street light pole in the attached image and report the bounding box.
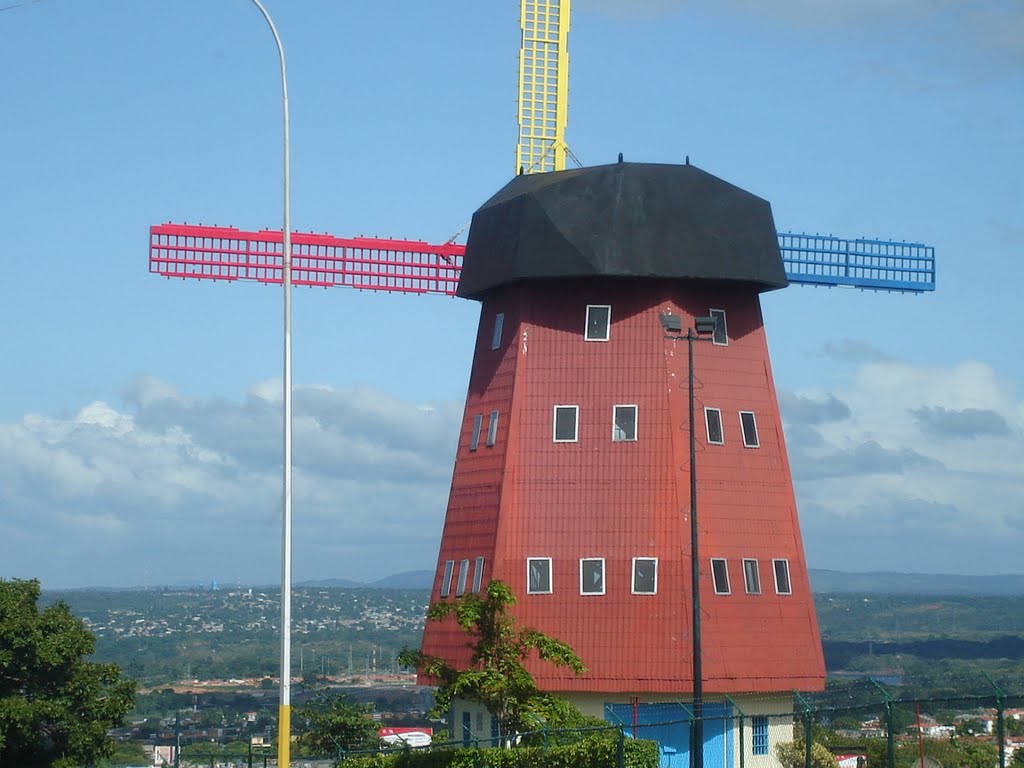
[688,326,704,768]
[247,3,292,767]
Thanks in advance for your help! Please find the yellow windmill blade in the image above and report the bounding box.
[517,0,571,174]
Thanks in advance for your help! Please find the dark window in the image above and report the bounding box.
[705,407,724,445]
[469,414,483,451]
[491,313,504,350]
[553,405,579,442]
[585,304,611,341]
[461,711,472,746]
[456,559,469,596]
[774,559,792,595]
[740,411,760,448]
[710,308,728,346]
[473,556,485,593]
[486,410,499,447]
[527,558,552,594]
[580,558,605,595]
[752,716,769,755]
[613,404,638,441]
[711,558,731,595]
[440,560,455,597]
[743,559,761,595]
[632,558,658,594]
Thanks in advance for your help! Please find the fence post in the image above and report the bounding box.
[793,692,813,768]
[870,679,895,768]
[726,696,745,768]
[984,671,1007,768]
[618,726,625,768]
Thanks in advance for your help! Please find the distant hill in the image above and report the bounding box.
[297,571,432,590]
[809,569,1024,595]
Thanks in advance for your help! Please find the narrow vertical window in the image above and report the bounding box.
[553,405,579,442]
[705,407,724,445]
[456,559,470,596]
[469,414,483,451]
[491,313,504,350]
[580,558,605,595]
[743,558,761,595]
[710,308,728,346]
[486,410,499,447]
[752,716,769,755]
[612,404,638,441]
[585,304,611,341]
[472,556,485,593]
[773,559,792,595]
[711,558,731,595]
[632,557,658,595]
[740,411,760,448]
[440,560,455,597]
[527,557,552,594]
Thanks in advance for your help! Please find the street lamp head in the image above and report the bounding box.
[694,316,717,336]
[659,313,683,333]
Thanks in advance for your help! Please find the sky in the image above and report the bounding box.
[1,0,1022,589]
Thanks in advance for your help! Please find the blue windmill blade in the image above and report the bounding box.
[778,232,935,292]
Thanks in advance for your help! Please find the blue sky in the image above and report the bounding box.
[1,0,1021,589]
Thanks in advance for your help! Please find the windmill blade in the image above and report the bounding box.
[517,0,571,174]
[779,232,935,293]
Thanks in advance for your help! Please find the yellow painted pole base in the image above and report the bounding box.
[278,703,290,767]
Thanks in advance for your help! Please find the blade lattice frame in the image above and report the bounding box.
[780,233,935,292]
[517,0,570,175]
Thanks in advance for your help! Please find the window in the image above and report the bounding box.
[705,407,724,445]
[613,404,638,441]
[553,405,579,442]
[456,559,470,596]
[469,414,483,451]
[527,558,552,594]
[580,558,605,595]
[710,308,728,346]
[743,558,761,595]
[711,558,731,595]
[440,560,455,597]
[491,313,504,350]
[740,411,760,448]
[472,556,485,593]
[632,557,658,595]
[773,559,792,595]
[752,716,769,755]
[486,410,499,447]
[585,304,611,341]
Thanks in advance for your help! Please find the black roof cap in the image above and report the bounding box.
[457,161,787,300]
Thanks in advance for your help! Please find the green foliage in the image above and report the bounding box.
[399,580,585,738]
[297,689,379,756]
[0,578,137,768]
[776,740,839,768]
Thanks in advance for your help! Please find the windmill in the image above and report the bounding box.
[149,0,935,765]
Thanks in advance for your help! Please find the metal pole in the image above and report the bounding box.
[247,3,292,767]
[689,328,704,768]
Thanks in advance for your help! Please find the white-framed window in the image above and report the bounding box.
[580,558,605,595]
[773,558,792,595]
[705,407,724,445]
[472,556,485,593]
[527,557,552,594]
[585,304,611,341]
[491,313,504,350]
[613,404,638,442]
[486,410,499,447]
[469,414,483,451]
[553,405,579,442]
[456,559,470,596]
[743,558,761,595]
[740,411,760,448]
[440,560,455,597]
[632,557,658,595]
[711,558,731,595]
[710,308,728,346]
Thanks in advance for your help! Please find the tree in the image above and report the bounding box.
[776,739,839,768]
[296,690,379,756]
[399,579,586,739]
[0,578,136,768]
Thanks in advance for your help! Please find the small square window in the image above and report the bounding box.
[469,414,483,451]
[743,559,761,595]
[613,404,638,442]
[527,557,552,594]
[705,407,723,445]
[773,559,792,595]
[711,558,731,595]
[752,716,769,755]
[472,556,485,593]
[456,559,470,596]
[580,558,605,595]
[632,557,658,595]
[440,560,455,597]
[553,405,579,442]
[710,308,728,346]
[491,313,504,350]
[740,411,759,448]
[585,305,611,341]
[486,411,499,447]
